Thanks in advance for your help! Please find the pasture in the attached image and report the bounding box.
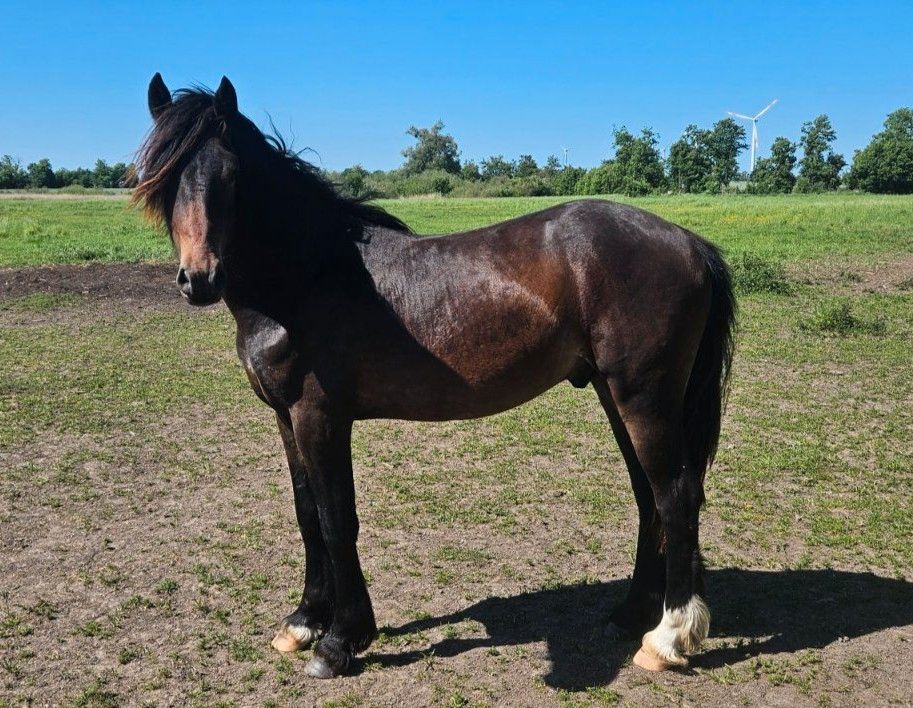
[1,193,912,706]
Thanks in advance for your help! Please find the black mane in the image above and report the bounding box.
[133,86,410,236]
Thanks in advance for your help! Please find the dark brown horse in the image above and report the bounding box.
[135,74,735,679]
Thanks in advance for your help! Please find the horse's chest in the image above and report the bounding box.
[237,322,301,408]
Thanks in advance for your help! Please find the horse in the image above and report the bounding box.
[135,73,735,679]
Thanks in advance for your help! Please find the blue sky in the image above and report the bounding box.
[2,1,911,173]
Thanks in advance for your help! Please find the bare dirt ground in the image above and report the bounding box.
[1,263,912,707]
[0,262,173,303]
[789,253,913,294]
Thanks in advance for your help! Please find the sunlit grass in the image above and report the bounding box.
[2,192,912,266]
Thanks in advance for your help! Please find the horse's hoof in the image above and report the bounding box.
[271,624,319,653]
[633,646,677,672]
[304,655,336,679]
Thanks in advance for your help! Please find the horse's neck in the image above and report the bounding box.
[223,217,344,320]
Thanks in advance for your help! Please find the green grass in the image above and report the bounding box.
[800,298,888,336]
[0,292,82,312]
[0,198,169,266]
[2,193,913,266]
[729,252,793,295]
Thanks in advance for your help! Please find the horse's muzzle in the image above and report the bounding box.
[177,264,225,306]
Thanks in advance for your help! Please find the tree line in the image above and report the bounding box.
[0,157,135,189]
[3,107,911,196]
[330,107,913,198]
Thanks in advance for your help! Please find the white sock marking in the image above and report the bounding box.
[642,595,710,665]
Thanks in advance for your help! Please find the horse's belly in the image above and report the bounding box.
[355,337,584,421]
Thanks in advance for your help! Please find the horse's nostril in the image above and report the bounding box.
[176,267,189,286]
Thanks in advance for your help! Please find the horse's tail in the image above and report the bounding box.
[683,238,737,480]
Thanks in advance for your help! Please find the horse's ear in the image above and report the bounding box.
[214,76,238,119]
[148,72,172,119]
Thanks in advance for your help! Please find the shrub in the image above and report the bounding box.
[513,175,554,196]
[336,165,370,199]
[429,174,453,196]
[729,252,792,295]
[371,169,456,197]
[552,166,585,195]
[800,299,886,336]
[576,162,622,195]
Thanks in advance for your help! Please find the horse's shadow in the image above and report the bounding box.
[363,569,913,690]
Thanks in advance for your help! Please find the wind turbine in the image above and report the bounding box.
[728,98,779,172]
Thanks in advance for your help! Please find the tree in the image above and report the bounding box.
[54,166,94,187]
[667,119,746,193]
[93,159,112,187]
[107,162,130,187]
[515,154,538,178]
[883,107,913,139]
[401,120,461,174]
[542,155,562,176]
[846,108,913,193]
[796,114,845,191]
[705,118,747,191]
[0,155,28,188]
[748,137,797,194]
[27,158,55,188]
[480,155,515,180]
[576,127,666,197]
[611,126,667,195]
[667,124,712,192]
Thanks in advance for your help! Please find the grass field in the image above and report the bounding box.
[2,192,913,266]
[1,194,912,706]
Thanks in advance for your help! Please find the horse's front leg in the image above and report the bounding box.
[271,413,334,653]
[292,407,376,678]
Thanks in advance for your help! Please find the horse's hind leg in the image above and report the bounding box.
[605,379,709,669]
[592,379,665,639]
[271,413,334,653]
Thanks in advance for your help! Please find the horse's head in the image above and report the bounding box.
[139,73,241,306]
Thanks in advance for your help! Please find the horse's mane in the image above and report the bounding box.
[133,87,410,236]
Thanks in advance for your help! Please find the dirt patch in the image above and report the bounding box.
[0,262,175,305]
[791,252,913,294]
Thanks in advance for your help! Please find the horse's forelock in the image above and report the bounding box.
[132,89,221,223]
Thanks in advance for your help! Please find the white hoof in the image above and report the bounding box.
[271,622,320,653]
[637,595,710,669]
